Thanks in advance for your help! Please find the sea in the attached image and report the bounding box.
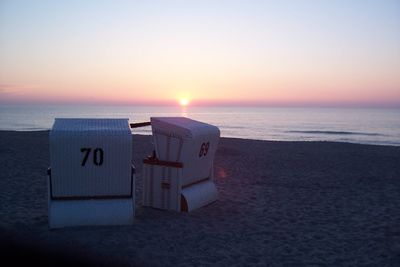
[0,104,399,146]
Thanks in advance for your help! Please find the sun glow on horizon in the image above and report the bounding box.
[179,98,190,106]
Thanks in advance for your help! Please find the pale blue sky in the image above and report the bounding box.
[1,0,399,105]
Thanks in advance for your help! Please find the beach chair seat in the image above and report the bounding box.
[48,118,135,228]
[143,117,219,212]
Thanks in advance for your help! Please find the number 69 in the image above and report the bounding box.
[198,142,210,157]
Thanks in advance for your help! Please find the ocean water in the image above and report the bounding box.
[0,104,399,146]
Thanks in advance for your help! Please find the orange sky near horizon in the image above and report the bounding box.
[1,1,399,107]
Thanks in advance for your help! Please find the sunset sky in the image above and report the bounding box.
[0,0,399,106]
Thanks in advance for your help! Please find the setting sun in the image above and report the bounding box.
[179,98,190,106]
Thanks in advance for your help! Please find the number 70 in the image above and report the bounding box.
[81,148,104,166]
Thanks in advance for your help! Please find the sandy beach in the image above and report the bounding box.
[1,130,399,266]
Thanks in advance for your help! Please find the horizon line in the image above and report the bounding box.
[1,99,400,108]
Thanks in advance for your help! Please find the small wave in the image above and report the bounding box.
[221,126,246,129]
[19,127,49,131]
[287,130,382,136]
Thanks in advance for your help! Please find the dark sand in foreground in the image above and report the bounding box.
[1,131,400,266]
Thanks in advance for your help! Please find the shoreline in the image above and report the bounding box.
[1,131,400,266]
[0,130,399,147]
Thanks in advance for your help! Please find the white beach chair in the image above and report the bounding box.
[48,118,134,228]
[143,117,220,212]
